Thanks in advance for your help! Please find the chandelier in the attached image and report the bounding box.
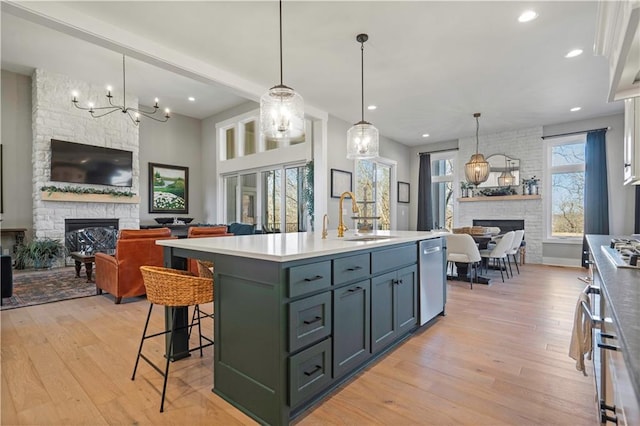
[71,55,170,126]
[464,112,489,186]
[260,0,305,141]
[498,158,516,186]
[347,33,379,160]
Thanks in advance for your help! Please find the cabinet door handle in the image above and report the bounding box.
[303,316,322,325]
[596,331,620,351]
[624,163,631,167]
[392,279,403,285]
[303,365,322,376]
[346,266,363,271]
[304,275,323,282]
[347,286,364,293]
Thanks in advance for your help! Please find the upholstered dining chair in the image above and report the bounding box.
[505,230,525,276]
[445,234,482,289]
[479,231,515,282]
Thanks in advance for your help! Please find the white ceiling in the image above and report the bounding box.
[1,1,625,146]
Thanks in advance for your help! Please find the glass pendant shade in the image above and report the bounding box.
[465,153,490,186]
[347,121,379,159]
[260,84,305,140]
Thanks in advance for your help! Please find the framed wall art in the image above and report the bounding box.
[149,163,189,213]
[398,181,410,203]
[330,169,352,198]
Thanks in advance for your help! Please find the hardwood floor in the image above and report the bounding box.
[1,264,597,425]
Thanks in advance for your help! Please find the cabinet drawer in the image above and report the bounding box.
[288,261,332,298]
[289,292,332,352]
[371,244,417,274]
[289,338,332,408]
[333,253,370,285]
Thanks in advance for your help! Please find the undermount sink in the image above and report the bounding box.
[344,235,396,242]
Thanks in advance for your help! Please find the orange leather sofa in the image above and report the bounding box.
[95,228,177,304]
[186,225,233,274]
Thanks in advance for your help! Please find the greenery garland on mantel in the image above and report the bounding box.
[41,185,136,198]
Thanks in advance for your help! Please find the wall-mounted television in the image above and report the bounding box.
[50,139,133,187]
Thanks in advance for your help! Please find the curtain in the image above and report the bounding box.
[582,129,609,267]
[417,153,434,231]
[636,186,640,234]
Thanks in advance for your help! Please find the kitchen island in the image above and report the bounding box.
[158,230,448,425]
[586,235,640,425]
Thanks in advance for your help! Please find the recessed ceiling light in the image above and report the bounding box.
[367,105,377,110]
[565,49,583,58]
[188,96,195,102]
[422,133,430,138]
[518,10,538,23]
[570,107,581,112]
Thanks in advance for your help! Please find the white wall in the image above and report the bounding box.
[139,111,203,225]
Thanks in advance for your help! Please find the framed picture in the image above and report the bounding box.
[398,181,410,203]
[149,163,189,213]
[330,169,352,198]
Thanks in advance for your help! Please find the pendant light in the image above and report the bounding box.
[498,158,516,186]
[464,112,490,186]
[260,0,304,141]
[347,33,379,160]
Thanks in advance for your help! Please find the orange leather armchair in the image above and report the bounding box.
[187,226,233,275]
[95,228,177,304]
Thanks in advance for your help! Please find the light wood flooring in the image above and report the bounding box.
[1,264,597,425]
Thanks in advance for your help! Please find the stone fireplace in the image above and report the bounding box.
[31,68,140,267]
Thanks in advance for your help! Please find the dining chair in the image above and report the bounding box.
[505,230,525,275]
[479,231,515,282]
[445,234,482,289]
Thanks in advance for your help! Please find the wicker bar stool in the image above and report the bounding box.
[132,266,214,412]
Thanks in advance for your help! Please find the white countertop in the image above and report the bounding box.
[157,230,449,262]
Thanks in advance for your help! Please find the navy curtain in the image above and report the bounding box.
[582,129,609,267]
[417,153,434,231]
[636,186,640,234]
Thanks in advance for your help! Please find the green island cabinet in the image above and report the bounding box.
[162,236,444,425]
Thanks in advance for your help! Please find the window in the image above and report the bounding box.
[431,152,455,230]
[355,160,391,230]
[225,127,236,160]
[544,135,586,240]
[225,163,308,233]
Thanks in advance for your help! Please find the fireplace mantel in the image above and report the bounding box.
[458,194,541,202]
[40,191,140,204]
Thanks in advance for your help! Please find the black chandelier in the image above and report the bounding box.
[71,55,170,126]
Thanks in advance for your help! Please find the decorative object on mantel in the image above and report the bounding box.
[458,194,541,202]
[346,33,379,160]
[522,176,540,195]
[71,55,170,126]
[260,0,305,142]
[41,185,136,198]
[478,187,517,197]
[464,112,490,186]
[460,181,473,198]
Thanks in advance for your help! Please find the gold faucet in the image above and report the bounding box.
[322,214,329,239]
[338,191,360,237]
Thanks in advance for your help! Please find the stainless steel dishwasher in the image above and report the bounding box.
[419,238,446,325]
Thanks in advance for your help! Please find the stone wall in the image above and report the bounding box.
[457,126,543,264]
[32,69,140,257]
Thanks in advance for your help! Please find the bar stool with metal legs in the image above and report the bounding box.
[132,266,214,412]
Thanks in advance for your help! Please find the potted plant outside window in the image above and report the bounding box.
[15,238,66,270]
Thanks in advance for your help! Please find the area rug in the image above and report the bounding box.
[1,266,96,310]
